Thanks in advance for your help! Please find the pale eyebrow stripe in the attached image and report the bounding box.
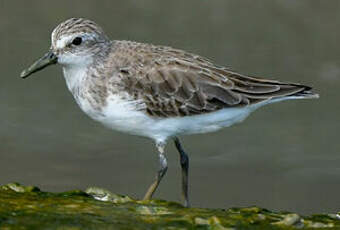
[55,33,99,49]
[55,35,74,49]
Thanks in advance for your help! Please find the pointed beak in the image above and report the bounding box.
[20,50,58,79]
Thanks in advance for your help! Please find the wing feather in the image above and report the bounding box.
[114,42,315,117]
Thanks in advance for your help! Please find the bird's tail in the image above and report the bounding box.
[261,85,319,106]
[289,87,319,99]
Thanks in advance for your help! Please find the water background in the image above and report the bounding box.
[0,1,339,214]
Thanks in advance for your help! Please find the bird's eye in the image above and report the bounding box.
[72,37,82,46]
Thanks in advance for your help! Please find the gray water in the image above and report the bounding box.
[0,1,339,214]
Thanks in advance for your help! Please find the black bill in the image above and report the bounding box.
[20,50,58,79]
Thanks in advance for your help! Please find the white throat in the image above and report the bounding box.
[60,54,93,92]
[62,64,88,92]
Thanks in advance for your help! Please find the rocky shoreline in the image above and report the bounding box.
[0,183,339,229]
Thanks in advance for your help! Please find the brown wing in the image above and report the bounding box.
[116,42,314,117]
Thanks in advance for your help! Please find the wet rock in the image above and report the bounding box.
[273,213,303,227]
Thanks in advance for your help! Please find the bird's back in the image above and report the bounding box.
[107,40,318,118]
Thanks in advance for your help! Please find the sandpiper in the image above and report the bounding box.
[21,18,318,207]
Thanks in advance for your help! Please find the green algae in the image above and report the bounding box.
[0,183,339,230]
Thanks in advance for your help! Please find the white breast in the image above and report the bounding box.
[95,93,256,143]
[95,93,157,137]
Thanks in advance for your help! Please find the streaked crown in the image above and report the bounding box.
[51,18,109,51]
[50,18,110,65]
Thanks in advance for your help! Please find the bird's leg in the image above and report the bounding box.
[143,142,168,200]
[174,137,190,207]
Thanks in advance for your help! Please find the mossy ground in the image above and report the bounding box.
[0,183,339,230]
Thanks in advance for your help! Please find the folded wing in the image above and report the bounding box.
[119,45,316,117]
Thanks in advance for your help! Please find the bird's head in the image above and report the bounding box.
[21,18,109,78]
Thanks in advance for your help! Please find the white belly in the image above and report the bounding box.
[82,93,257,144]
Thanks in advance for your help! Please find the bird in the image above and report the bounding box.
[21,18,318,207]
